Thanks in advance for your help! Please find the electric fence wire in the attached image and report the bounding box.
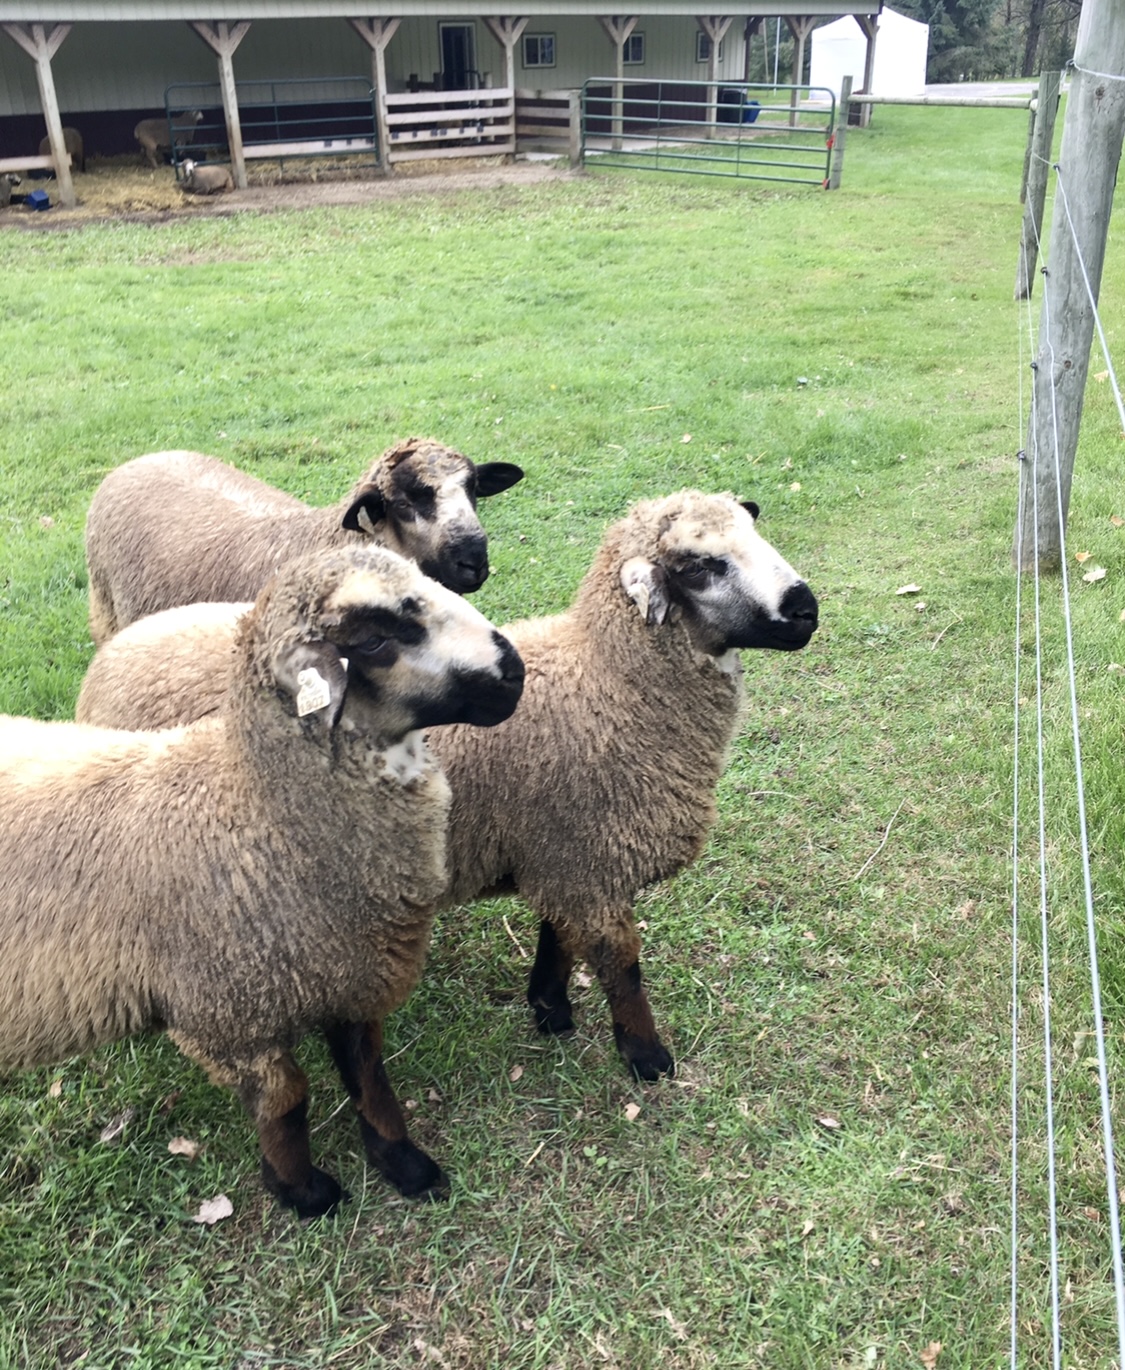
[1012,146,1125,1367]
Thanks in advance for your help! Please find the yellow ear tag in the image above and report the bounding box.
[296,667,332,717]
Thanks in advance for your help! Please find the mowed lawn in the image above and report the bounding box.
[2,104,1125,1369]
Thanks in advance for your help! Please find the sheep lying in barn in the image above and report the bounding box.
[76,491,817,1081]
[84,438,524,644]
[0,173,20,208]
[179,158,233,195]
[134,109,203,168]
[38,126,85,173]
[2,545,525,1216]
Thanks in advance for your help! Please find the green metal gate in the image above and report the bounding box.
[580,79,837,187]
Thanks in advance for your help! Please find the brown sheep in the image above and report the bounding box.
[37,127,85,173]
[75,491,817,1081]
[179,158,233,195]
[134,109,203,168]
[84,438,524,644]
[2,545,524,1216]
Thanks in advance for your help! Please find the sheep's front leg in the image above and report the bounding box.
[324,1020,448,1200]
[527,919,577,1034]
[174,1036,346,1219]
[588,929,674,1082]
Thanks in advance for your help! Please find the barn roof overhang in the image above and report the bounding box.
[0,0,881,18]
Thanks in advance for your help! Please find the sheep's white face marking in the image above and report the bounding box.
[631,494,818,656]
[381,732,431,785]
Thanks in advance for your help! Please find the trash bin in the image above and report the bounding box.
[743,100,761,124]
[26,188,50,211]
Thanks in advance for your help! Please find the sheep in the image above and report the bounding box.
[134,109,203,168]
[84,438,524,645]
[2,544,525,1217]
[38,126,85,173]
[75,491,817,1081]
[179,158,233,195]
[0,173,20,208]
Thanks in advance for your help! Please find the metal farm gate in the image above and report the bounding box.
[165,77,379,172]
[581,79,837,186]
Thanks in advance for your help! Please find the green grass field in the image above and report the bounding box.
[2,103,1125,1369]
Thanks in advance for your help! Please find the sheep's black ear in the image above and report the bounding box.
[273,641,349,730]
[741,500,761,520]
[620,557,672,627]
[342,486,387,536]
[476,463,524,497]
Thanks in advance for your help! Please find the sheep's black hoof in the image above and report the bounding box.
[531,995,575,1035]
[616,1030,675,1082]
[359,1122,449,1200]
[261,1157,348,1219]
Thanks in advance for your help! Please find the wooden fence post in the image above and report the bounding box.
[1014,69,1061,300]
[568,89,583,168]
[1014,5,1125,572]
[827,74,851,190]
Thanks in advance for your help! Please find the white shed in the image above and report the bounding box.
[809,6,929,100]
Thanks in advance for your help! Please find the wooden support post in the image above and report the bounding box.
[190,20,250,190]
[1014,2,1125,572]
[568,88,583,168]
[697,16,733,139]
[598,16,637,151]
[742,16,763,83]
[349,17,401,174]
[827,73,851,190]
[1014,69,1061,300]
[483,17,528,100]
[1,22,75,208]
[784,16,815,129]
[854,16,877,128]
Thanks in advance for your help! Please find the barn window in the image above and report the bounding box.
[696,33,724,63]
[623,33,645,64]
[522,33,556,69]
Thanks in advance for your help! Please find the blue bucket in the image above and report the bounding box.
[26,188,50,211]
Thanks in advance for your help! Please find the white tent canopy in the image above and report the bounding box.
[809,6,929,99]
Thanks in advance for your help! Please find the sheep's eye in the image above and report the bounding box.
[675,558,723,585]
[355,635,393,662]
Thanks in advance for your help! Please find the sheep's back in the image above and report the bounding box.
[85,452,335,638]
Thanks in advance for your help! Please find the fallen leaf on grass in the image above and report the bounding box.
[39,515,54,529]
[896,584,922,596]
[789,481,802,492]
[1112,515,1124,528]
[47,1079,63,1099]
[191,1194,233,1226]
[657,1308,688,1341]
[509,1064,524,1083]
[920,1343,943,1369]
[1083,566,1108,584]
[816,1114,842,1131]
[99,1107,136,1145]
[1075,550,1093,562]
[1095,370,1110,382]
[168,1136,202,1161]
[623,1102,642,1122]
[680,434,692,443]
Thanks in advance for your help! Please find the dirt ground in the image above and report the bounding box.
[0,152,577,228]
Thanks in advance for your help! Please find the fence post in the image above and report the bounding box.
[1014,7,1125,572]
[568,89,583,168]
[1014,69,1061,300]
[827,75,850,190]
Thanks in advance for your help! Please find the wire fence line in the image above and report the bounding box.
[1011,153,1125,1366]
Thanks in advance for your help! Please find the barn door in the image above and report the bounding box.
[439,23,477,90]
